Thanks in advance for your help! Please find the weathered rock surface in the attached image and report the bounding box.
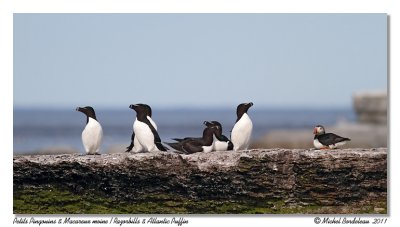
[353,90,387,124]
[13,148,387,213]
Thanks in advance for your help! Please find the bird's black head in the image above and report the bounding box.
[141,104,152,117]
[203,121,212,127]
[129,103,148,119]
[204,121,223,136]
[236,102,253,121]
[129,103,152,117]
[210,121,222,128]
[203,120,222,128]
[313,125,325,135]
[76,106,97,123]
[130,104,145,112]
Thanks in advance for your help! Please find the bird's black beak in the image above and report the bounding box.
[129,104,139,110]
[248,102,254,107]
[76,107,82,111]
[203,121,213,127]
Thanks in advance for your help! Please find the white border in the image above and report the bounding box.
[1,0,398,226]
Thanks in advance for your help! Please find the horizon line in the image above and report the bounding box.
[13,104,354,111]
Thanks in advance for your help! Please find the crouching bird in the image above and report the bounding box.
[167,125,218,154]
[172,121,233,151]
[313,125,350,149]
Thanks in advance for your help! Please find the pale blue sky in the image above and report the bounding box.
[14,14,387,109]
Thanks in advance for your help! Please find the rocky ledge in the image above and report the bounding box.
[13,148,387,214]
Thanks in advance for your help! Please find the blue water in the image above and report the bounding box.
[13,108,356,154]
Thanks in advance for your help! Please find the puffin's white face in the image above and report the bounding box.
[313,126,325,135]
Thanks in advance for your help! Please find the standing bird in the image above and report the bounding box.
[76,106,103,155]
[167,126,218,154]
[126,103,157,152]
[231,102,253,151]
[130,103,167,152]
[313,125,350,149]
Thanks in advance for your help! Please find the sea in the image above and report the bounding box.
[13,108,356,154]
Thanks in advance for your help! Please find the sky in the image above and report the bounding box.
[13,14,387,109]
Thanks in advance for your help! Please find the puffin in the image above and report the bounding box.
[313,125,351,149]
[167,125,218,154]
[172,121,233,151]
[231,102,253,151]
[76,106,103,155]
[126,103,157,152]
[130,103,167,152]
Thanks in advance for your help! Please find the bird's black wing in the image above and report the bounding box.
[182,140,203,154]
[142,118,168,151]
[318,133,350,146]
[217,134,231,142]
[172,138,184,142]
[125,131,135,152]
[172,137,201,142]
[166,142,184,151]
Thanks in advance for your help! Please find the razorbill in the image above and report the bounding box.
[204,121,233,151]
[313,125,350,149]
[126,103,157,152]
[171,121,233,151]
[231,102,253,151]
[167,126,218,154]
[130,104,167,152]
[76,106,103,155]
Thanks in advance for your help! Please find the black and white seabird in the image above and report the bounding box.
[172,121,233,151]
[231,102,253,151]
[205,121,233,151]
[76,106,103,155]
[313,125,350,149]
[130,103,167,152]
[126,103,157,152]
[167,126,218,154]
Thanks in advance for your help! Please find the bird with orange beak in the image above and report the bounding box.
[313,125,350,150]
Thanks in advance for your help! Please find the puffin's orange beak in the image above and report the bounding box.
[313,128,317,134]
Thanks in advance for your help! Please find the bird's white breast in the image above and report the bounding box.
[213,135,229,151]
[202,144,214,153]
[313,139,325,149]
[131,116,157,153]
[132,136,143,153]
[133,117,157,130]
[134,119,159,152]
[231,113,253,151]
[82,117,103,154]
